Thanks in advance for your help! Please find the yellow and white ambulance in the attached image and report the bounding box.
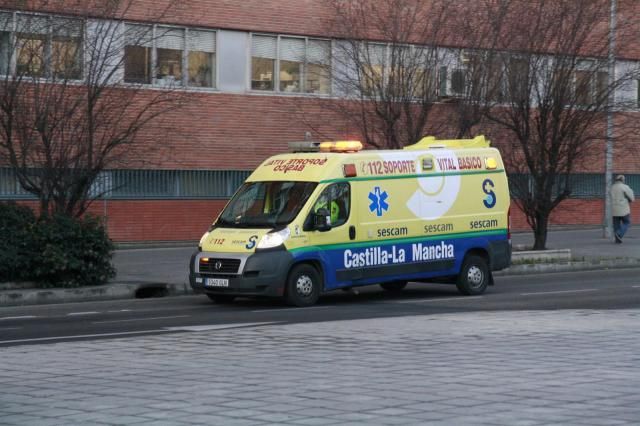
[189,136,511,306]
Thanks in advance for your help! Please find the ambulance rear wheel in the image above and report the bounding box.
[380,281,407,293]
[286,264,321,307]
[456,255,489,295]
[207,294,236,304]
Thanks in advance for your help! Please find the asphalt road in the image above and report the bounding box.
[1,268,639,347]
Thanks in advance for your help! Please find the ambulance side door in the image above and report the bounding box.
[304,182,356,289]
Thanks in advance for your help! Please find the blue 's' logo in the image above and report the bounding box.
[246,235,258,249]
[483,179,496,208]
[369,187,389,216]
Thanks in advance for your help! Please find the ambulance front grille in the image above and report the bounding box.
[199,258,241,274]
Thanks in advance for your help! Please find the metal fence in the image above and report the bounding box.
[0,169,252,200]
[1,168,637,200]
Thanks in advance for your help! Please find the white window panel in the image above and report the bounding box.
[307,39,330,64]
[157,27,184,50]
[252,35,277,59]
[188,30,215,53]
[280,37,304,62]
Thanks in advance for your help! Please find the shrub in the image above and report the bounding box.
[0,203,115,288]
[0,202,36,282]
[31,214,116,288]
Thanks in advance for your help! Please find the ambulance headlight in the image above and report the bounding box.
[257,228,290,249]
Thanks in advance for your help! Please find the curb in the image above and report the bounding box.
[497,258,640,276]
[0,282,193,307]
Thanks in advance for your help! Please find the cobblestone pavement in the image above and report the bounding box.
[2,310,640,425]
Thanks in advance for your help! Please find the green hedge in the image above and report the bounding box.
[0,202,36,282]
[0,203,115,287]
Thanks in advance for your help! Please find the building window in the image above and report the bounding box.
[575,68,608,106]
[307,39,331,94]
[188,30,215,87]
[156,27,184,86]
[10,14,83,79]
[279,37,304,92]
[51,17,83,80]
[0,13,12,75]
[16,15,47,78]
[360,43,385,97]
[124,24,152,84]
[251,34,331,94]
[124,24,216,88]
[251,35,276,90]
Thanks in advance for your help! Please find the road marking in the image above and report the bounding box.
[0,327,22,331]
[165,322,279,332]
[92,315,190,324]
[0,316,37,321]
[520,289,598,296]
[250,306,330,313]
[395,296,484,304]
[633,286,640,288]
[0,330,169,345]
[67,312,100,316]
[107,309,132,313]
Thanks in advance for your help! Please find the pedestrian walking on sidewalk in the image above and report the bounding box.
[612,174,635,243]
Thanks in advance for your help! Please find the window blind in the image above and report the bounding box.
[0,12,12,32]
[17,15,48,35]
[188,30,215,53]
[52,17,83,38]
[280,37,304,62]
[125,24,152,47]
[156,27,184,50]
[307,39,330,64]
[252,35,277,59]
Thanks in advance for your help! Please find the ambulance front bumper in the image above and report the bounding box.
[189,249,293,297]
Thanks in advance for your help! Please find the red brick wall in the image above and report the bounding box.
[15,197,609,242]
[85,199,226,242]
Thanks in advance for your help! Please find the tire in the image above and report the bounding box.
[206,294,236,304]
[379,281,407,293]
[285,264,321,307]
[456,255,490,295]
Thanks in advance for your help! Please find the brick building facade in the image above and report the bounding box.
[1,1,639,241]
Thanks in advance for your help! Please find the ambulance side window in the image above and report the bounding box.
[310,183,350,227]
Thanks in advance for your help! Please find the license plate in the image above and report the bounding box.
[205,278,229,288]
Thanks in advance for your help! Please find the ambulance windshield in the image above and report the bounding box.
[217,181,317,228]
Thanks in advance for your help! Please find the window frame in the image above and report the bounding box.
[0,11,84,80]
[123,22,217,89]
[249,33,332,96]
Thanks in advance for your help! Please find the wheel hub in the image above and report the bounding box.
[467,265,484,288]
[296,275,313,296]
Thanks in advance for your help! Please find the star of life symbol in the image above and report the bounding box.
[368,187,389,217]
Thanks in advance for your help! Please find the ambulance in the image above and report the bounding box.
[189,135,511,307]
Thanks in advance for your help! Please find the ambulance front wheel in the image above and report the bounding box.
[286,264,321,307]
[456,255,489,295]
[285,263,321,307]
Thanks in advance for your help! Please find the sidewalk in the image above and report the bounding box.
[2,227,640,306]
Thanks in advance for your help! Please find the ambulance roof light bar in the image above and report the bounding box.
[288,140,363,153]
[320,141,363,153]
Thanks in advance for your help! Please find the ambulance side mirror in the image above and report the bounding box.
[313,208,332,232]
